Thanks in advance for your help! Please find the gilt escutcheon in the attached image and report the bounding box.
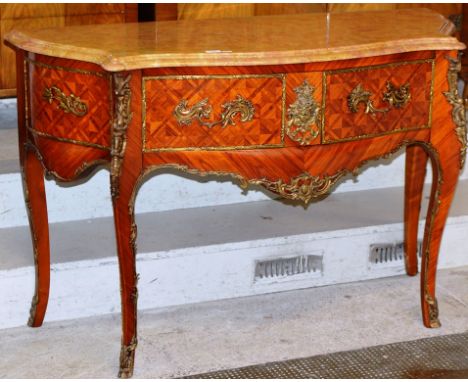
[287,80,321,145]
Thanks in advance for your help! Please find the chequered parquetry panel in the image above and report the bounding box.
[144,75,284,150]
[30,61,112,148]
[324,61,433,143]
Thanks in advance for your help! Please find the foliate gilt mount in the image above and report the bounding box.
[348,82,411,115]
[110,73,133,199]
[174,94,255,129]
[42,86,88,117]
[383,82,411,109]
[443,55,467,169]
[251,171,347,205]
[287,80,321,145]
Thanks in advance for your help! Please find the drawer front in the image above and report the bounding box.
[324,60,433,143]
[29,58,112,149]
[143,74,285,151]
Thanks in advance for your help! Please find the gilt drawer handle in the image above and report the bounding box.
[348,82,411,115]
[174,95,255,129]
[42,86,88,117]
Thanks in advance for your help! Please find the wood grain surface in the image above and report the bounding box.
[15,50,51,328]
[29,55,112,149]
[404,145,428,276]
[112,71,143,378]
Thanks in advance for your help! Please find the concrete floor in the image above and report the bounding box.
[1,266,468,378]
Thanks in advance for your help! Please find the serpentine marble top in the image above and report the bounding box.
[5,8,465,71]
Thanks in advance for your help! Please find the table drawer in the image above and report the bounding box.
[324,60,433,143]
[29,58,112,150]
[143,74,285,151]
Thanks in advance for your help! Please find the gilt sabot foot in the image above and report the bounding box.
[27,295,40,327]
[118,336,138,378]
[425,293,441,329]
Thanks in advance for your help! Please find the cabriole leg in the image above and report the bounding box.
[21,146,51,327]
[110,72,141,378]
[113,187,139,378]
[15,48,51,328]
[404,145,428,276]
[419,52,466,328]
[419,143,461,328]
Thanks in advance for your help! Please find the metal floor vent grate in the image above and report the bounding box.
[254,254,323,281]
[369,241,422,265]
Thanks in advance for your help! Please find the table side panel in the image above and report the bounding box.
[31,136,110,181]
[25,54,111,181]
[28,55,112,150]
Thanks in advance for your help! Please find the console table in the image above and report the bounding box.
[4,9,466,378]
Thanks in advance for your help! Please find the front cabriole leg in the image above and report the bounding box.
[110,71,143,378]
[14,49,51,327]
[22,143,51,327]
[419,52,466,328]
